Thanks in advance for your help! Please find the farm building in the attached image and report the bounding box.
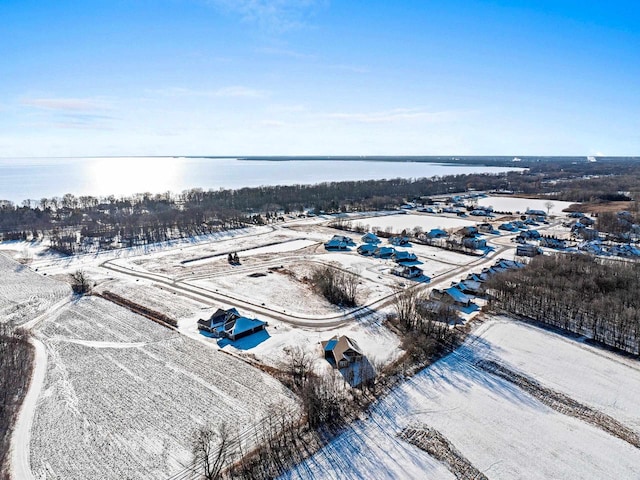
[391,265,424,279]
[321,335,363,368]
[361,232,381,244]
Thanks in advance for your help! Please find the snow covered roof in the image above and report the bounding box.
[224,317,266,337]
[444,287,472,304]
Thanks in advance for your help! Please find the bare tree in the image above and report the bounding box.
[70,270,91,295]
[283,346,313,389]
[192,422,232,480]
[391,283,420,330]
[544,201,555,215]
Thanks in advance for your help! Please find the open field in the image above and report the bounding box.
[353,213,477,234]
[0,253,70,326]
[284,318,640,479]
[476,196,575,215]
[29,296,298,480]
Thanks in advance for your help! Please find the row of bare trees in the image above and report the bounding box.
[486,254,640,354]
[0,326,34,479]
[311,266,359,307]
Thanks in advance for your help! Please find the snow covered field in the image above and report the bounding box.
[0,253,70,326]
[355,213,476,234]
[476,196,575,215]
[30,296,297,480]
[285,318,640,479]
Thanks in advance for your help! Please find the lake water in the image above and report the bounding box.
[0,157,521,203]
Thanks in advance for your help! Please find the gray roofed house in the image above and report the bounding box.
[321,335,363,368]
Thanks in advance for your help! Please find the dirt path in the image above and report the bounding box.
[10,295,72,480]
[10,337,47,480]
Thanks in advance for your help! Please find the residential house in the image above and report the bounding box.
[427,228,448,239]
[389,235,410,246]
[392,265,424,279]
[516,243,539,257]
[361,232,381,244]
[222,316,267,341]
[374,246,395,259]
[321,335,363,368]
[540,236,567,249]
[324,239,349,250]
[462,237,487,250]
[431,287,472,307]
[197,308,241,334]
[393,250,418,263]
[357,243,377,256]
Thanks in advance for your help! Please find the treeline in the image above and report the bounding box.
[0,326,34,480]
[486,254,640,355]
[1,159,639,254]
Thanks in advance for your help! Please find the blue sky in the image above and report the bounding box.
[1,0,638,156]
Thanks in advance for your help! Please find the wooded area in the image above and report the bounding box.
[0,327,34,480]
[486,254,640,355]
[1,159,639,254]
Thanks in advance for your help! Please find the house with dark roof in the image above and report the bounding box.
[357,243,377,256]
[389,235,410,246]
[361,232,381,244]
[321,335,363,368]
[393,250,418,264]
[426,228,448,239]
[462,237,487,250]
[374,246,395,259]
[197,307,241,334]
[324,238,349,250]
[222,316,267,341]
[391,265,424,279]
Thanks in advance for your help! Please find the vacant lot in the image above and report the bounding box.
[31,297,298,480]
[475,196,575,215]
[284,318,640,479]
[356,213,476,234]
[0,253,70,326]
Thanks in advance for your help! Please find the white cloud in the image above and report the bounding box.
[20,97,109,111]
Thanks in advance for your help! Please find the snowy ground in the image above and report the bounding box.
[30,296,298,480]
[0,253,70,326]
[284,317,640,479]
[354,213,477,234]
[476,196,575,215]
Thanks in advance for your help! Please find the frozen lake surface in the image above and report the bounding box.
[0,157,520,203]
